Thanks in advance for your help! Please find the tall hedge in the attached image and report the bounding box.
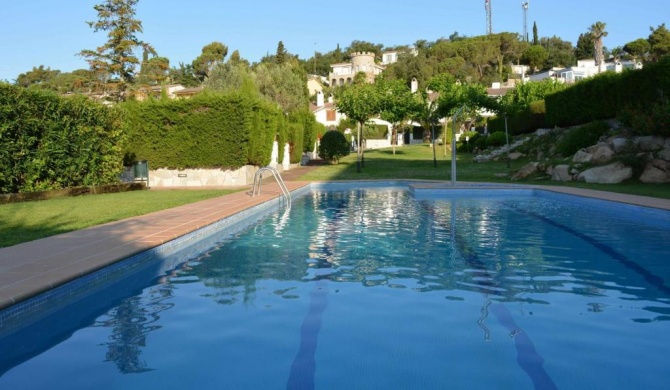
[122,93,279,169]
[487,100,548,135]
[545,57,670,127]
[0,84,124,194]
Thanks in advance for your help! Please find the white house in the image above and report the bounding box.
[529,59,643,83]
[311,91,343,129]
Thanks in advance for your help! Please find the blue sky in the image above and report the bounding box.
[1,0,668,82]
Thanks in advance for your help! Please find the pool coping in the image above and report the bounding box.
[0,180,668,313]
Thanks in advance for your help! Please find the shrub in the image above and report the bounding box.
[0,84,124,194]
[318,131,350,163]
[555,121,610,156]
[618,96,670,136]
[487,131,507,147]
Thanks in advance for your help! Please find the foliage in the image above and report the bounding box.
[523,45,548,72]
[486,131,507,147]
[488,100,548,135]
[335,82,380,125]
[254,62,309,113]
[276,41,287,65]
[168,62,199,87]
[204,61,258,96]
[137,55,170,85]
[540,36,576,68]
[624,39,651,62]
[618,95,670,136]
[192,42,228,82]
[376,78,415,145]
[589,21,608,67]
[574,33,593,60]
[648,24,670,62]
[318,130,350,163]
[546,56,670,127]
[122,92,279,169]
[79,0,154,97]
[555,121,610,156]
[0,84,125,194]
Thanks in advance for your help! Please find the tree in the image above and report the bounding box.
[254,63,309,113]
[541,36,576,68]
[523,45,549,73]
[192,41,228,81]
[317,130,350,163]
[376,78,415,154]
[574,33,593,60]
[624,38,651,62]
[648,23,670,62]
[335,82,381,172]
[588,21,608,70]
[79,0,154,98]
[168,62,199,87]
[492,33,526,81]
[137,56,169,85]
[15,65,60,89]
[204,61,258,97]
[532,22,539,45]
[276,41,287,65]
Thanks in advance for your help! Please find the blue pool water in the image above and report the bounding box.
[1,185,670,389]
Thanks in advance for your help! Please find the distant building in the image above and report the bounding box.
[529,59,643,83]
[328,52,385,86]
[310,91,342,129]
[380,47,418,65]
[307,75,328,96]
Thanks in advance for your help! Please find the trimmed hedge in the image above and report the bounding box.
[122,93,280,169]
[487,100,548,135]
[0,84,125,194]
[546,57,670,128]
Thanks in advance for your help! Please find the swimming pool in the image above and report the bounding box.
[1,184,669,389]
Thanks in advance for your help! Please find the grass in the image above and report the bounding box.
[299,144,670,199]
[1,144,668,248]
[0,189,239,248]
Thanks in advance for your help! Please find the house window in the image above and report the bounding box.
[326,110,336,121]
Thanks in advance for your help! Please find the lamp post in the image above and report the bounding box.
[451,105,468,186]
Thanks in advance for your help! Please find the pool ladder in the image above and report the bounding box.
[252,166,291,208]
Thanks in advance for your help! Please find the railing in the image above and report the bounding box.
[252,166,291,208]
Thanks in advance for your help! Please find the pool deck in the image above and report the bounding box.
[1,166,669,311]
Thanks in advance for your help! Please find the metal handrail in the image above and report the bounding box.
[252,166,291,207]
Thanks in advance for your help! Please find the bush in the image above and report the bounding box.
[618,96,670,136]
[555,121,610,156]
[487,131,507,147]
[0,84,125,194]
[318,131,350,163]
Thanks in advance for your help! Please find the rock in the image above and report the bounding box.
[551,165,572,182]
[658,147,670,161]
[640,160,670,183]
[577,162,633,184]
[592,145,615,164]
[511,162,539,180]
[509,152,524,160]
[610,137,630,153]
[635,136,665,152]
[572,150,593,164]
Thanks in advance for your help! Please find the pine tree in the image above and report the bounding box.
[79,0,154,99]
[276,41,287,65]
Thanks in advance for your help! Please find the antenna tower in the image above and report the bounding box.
[485,0,492,35]
[522,2,529,42]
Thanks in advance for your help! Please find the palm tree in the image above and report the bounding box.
[589,21,608,72]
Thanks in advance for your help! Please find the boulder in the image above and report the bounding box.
[658,147,670,161]
[640,160,670,184]
[635,136,665,152]
[509,152,524,160]
[572,150,593,164]
[511,162,539,180]
[551,165,572,182]
[609,137,630,153]
[577,162,632,184]
[592,145,615,164]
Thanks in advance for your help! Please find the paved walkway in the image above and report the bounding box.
[1,163,668,311]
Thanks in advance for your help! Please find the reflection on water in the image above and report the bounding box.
[2,187,670,389]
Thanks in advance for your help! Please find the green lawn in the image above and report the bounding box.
[2,144,668,248]
[299,144,670,199]
[0,189,239,248]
